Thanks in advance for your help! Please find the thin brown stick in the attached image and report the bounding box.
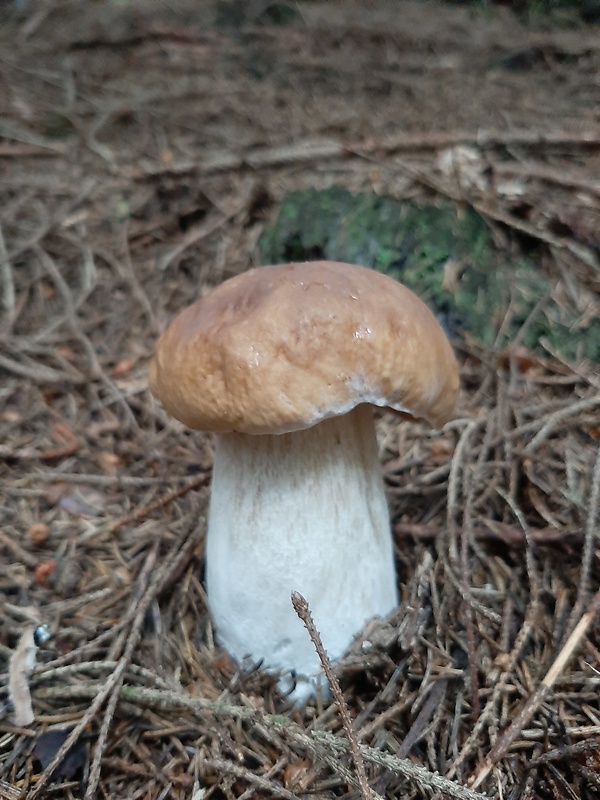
[524,396,600,454]
[394,522,575,546]
[446,615,533,780]
[129,128,600,180]
[85,546,159,799]
[75,473,208,543]
[0,144,64,157]
[492,160,600,195]
[461,484,483,724]
[107,474,208,535]
[470,588,600,790]
[566,445,600,637]
[446,419,480,565]
[11,471,193,487]
[0,530,39,568]
[291,591,376,800]
[0,351,85,384]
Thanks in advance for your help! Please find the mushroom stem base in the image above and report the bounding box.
[206,404,398,701]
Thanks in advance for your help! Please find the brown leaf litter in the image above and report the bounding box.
[1,1,600,798]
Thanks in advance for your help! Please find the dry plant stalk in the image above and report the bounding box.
[291,591,377,800]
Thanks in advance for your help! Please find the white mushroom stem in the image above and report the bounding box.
[205,404,398,702]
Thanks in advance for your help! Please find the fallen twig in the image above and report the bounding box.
[291,591,376,800]
[394,522,577,546]
[34,684,490,800]
[566,445,600,636]
[129,129,600,180]
[471,588,600,789]
[80,472,208,541]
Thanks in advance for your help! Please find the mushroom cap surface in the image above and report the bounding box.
[149,261,459,434]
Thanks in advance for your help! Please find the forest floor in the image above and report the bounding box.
[0,2,599,799]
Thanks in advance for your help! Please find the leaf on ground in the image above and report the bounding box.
[33,728,87,780]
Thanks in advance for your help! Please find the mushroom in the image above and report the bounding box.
[149,261,459,701]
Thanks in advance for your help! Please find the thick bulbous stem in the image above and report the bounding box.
[205,404,398,701]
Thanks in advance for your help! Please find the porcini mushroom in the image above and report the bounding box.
[149,261,459,701]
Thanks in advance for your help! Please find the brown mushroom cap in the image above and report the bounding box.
[149,261,460,434]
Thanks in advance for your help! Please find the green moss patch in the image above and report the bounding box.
[258,187,598,362]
